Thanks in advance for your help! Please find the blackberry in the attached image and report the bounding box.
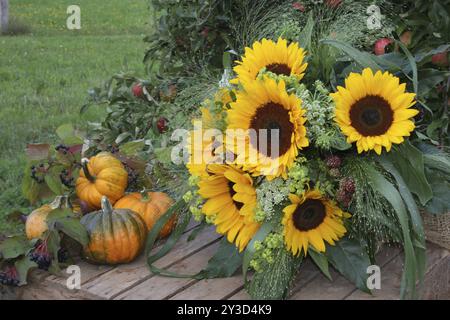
[340,177,355,194]
[336,189,351,207]
[29,240,52,271]
[59,168,74,187]
[329,168,341,178]
[0,267,20,287]
[326,155,342,169]
[30,165,45,184]
[57,248,69,263]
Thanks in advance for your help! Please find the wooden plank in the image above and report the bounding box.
[84,226,220,299]
[346,243,449,300]
[114,242,220,300]
[170,275,244,300]
[290,246,401,300]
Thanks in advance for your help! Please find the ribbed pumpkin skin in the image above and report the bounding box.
[80,204,147,265]
[26,196,76,240]
[114,192,176,239]
[76,152,128,209]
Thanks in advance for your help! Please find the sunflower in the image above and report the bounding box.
[331,68,418,155]
[186,128,223,178]
[226,76,309,180]
[232,37,308,85]
[282,190,349,256]
[198,164,260,251]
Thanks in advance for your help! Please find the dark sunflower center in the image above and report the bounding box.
[292,199,326,231]
[349,95,393,136]
[228,181,243,210]
[265,63,291,76]
[249,102,293,159]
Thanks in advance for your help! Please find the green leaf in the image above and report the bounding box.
[14,256,37,286]
[198,238,243,278]
[0,235,32,259]
[44,169,64,196]
[325,237,371,293]
[424,173,450,214]
[56,123,83,145]
[387,141,433,206]
[379,158,425,243]
[115,132,132,144]
[298,13,314,50]
[46,209,89,247]
[242,222,273,283]
[309,249,332,281]
[321,39,381,70]
[379,158,426,286]
[365,164,418,299]
[46,229,61,274]
[424,153,450,175]
[120,139,145,156]
[396,40,418,94]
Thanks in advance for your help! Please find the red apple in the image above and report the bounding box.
[292,2,305,12]
[157,117,169,133]
[374,38,394,56]
[400,31,412,47]
[431,51,449,67]
[325,0,342,8]
[132,83,145,98]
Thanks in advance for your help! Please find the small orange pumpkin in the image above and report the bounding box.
[76,152,128,209]
[80,196,147,265]
[114,191,177,239]
[25,195,79,240]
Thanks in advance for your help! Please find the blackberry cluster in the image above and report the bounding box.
[30,164,45,184]
[336,177,356,207]
[0,267,19,287]
[325,155,342,178]
[108,144,120,154]
[29,241,52,271]
[59,168,74,187]
[55,144,69,155]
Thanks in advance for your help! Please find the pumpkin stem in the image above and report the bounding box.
[50,195,72,210]
[101,196,114,215]
[140,188,151,202]
[81,158,96,183]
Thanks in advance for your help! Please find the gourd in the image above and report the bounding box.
[114,191,177,239]
[80,196,147,265]
[75,152,128,209]
[25,195,77,240]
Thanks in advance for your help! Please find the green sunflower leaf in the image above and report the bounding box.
[365,164,418,299]
[242,221,274,283]
[309,249,332,281]
[387,141,433,206]
[198,238,243,279]
[325,237,370,293]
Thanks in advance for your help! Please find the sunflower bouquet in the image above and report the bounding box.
[151,35,450,300]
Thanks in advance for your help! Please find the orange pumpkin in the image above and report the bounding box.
[25,195,79,240]
[114,192,177,239]
[76,152,128,209]
[80,196,147,265]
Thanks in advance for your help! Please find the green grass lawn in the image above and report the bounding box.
[0,0,150,234]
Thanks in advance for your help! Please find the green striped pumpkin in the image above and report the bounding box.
[80,196,147,265]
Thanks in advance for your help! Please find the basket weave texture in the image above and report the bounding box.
[421,211,450,250]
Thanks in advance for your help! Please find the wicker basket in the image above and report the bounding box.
[421,211,450,250]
